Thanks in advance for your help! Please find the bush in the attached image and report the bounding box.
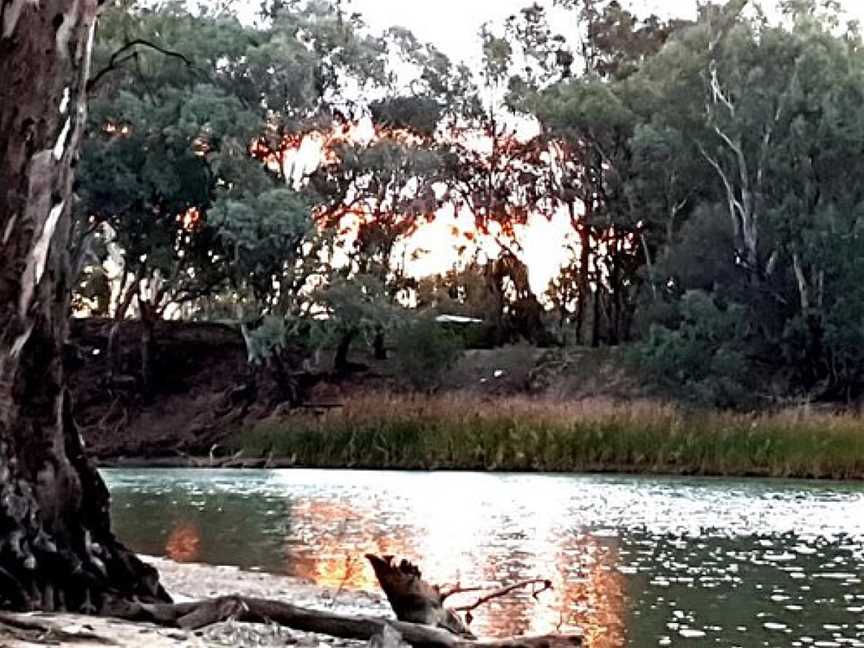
[393,318,463,389]
[631,290,757,408]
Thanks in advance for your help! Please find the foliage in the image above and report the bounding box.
[633,291,755,408]
[393,318,463,389]
[75,0,864,408]
[630,1,864,405]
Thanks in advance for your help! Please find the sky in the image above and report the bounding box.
[348,0,864,66]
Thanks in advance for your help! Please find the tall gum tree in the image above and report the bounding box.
[0,0,167,612]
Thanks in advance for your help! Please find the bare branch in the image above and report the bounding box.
[708,61,735,118]
[439,585,485,603]
[792,251,810,311]
[697,141,744,240]
[88,39,195,93]
[453,579,553,616]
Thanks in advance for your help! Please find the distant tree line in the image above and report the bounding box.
[75,0,864,406]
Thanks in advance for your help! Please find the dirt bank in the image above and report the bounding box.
[69,318,641,461]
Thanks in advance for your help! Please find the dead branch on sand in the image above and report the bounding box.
[3,554,579,648]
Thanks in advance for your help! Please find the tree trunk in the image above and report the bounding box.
[334,329,357,375]
[574,205,591,347]
[373,325,387,360]
[0,0,168,613]
[139,302,155,398]
[590,254,602,349]
[608,238,620,346]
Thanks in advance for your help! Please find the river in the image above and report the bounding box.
[104,468,864,647]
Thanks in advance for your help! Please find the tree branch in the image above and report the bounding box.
[708,60,735,117]
[439,585,485,603]
[697,141,744,240]
[88,39,195,93]
[453,579,554,619]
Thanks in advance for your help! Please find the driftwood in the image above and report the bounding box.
[106,596,582,648]
[365,554,556,632]
[365,554,473,637]
[0,612,116,645]
[94,554,581,647]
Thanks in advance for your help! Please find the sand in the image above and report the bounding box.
[0,556,391,647]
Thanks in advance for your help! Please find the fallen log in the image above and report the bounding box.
[106,596,583,648]
[0,612,115,645]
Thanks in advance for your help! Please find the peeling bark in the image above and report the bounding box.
[0,0,168,613]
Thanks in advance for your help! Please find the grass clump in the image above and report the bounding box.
[232,394,864,480]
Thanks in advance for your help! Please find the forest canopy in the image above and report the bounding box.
[75,0,864,407]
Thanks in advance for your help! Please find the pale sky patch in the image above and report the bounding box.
[347,0,864,66]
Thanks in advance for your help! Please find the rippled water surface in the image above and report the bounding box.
[104,469,864,647]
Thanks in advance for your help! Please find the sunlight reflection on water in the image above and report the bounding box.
[105,469,864,647]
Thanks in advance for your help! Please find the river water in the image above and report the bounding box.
[104,468,864,647]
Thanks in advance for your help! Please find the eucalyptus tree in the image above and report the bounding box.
[635,0,864,403]
[77,0,394,384]
[80,4,273,391]
[0,0,169,613]
[305,29,480,364]
[417,16,562,345]
[507,1,687,345]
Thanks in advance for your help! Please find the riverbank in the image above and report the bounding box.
[68,320,864,480]
[225,393,864,480]
[0,556,387,647]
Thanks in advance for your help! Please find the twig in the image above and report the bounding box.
[439,584,484,603]
[555,609,566,634]
[454,579,553,624]
[87,51,138,92]
[329,554,359,608]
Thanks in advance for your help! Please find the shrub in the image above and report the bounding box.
[393,318,463,389]
[632,290,757,408]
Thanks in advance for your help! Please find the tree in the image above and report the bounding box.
[78,1,374,383]
[313,274,401,373]
[0,0,167,612]
[634,0,864,404]
[504,1,691,346]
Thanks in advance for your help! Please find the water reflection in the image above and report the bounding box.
[105,469,864,647]
[165,521,202,563]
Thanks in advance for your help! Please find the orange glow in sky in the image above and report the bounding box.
[276,119,579,296]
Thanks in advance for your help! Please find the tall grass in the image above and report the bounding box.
[232,394,864,480]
